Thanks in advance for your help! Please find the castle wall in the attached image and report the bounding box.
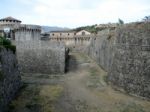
[50,32,75,37]
[108,23,150,99]
[85,22,150,99]
[0,48,21,112]
[14,25,41,41]
[15,29,41,41]
[14,40,66,74]
[50,36,91,47]
[0,21,21,26]
[85,29,115,71]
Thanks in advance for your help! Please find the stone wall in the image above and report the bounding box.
[108,22,150,99]
[85,22,150,99]
[85,29,115,71]
[14,24,41,41]
[0,48,21,112]
[50,36,92,47]
[14,40,66,74]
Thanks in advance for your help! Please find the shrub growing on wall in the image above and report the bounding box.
[0,36,16,53]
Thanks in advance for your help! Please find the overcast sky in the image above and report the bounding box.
[0,0,150,28]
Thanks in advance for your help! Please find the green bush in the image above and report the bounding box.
[5,45,16,54]
[0,36,11,46]
[0,37,16,54]
[3,38,11,46]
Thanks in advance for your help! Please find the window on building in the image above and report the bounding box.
[52,33,54,36]
[82,32,85,35]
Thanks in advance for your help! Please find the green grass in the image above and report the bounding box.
[8,84,63,112]
[119,102,145,112]
[86,68,103,88]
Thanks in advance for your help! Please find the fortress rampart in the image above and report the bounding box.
[0,48,21,112]
[14,24,41,41]
[13,40,67,74]
[85,22,150,99]
[109,23,150,99]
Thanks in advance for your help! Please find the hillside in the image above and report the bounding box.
[41,26,70,33]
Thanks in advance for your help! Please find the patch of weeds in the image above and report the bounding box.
[37,75,49,79]
[75,100,89,112]
[90,68,98,76]
[0,37,16,54]
[25,97,42,110]
[8,101,17,110]
[18,83,28,92]
[86,68,103,88]
[120,102,145,112]
[8,85,40,111]
[39,85,63,101]
[75,100,102,112]
[25,103,42,112]
[8,85,63,112]
[25,85,63,112]
[103,75,108,83]
[4,45,16,54]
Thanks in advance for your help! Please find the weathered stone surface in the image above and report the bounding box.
[85,29,115,71]
[85,23,150,99]
[108,23,150,99]
[0,48,21,112]
[14,40,66,74]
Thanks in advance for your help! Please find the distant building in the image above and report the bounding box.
[0,16,21,39]
[49,30,91,38]
[49,30,92,46]
[50,31,76,37]
[76,30,91,36]
[0,16,92,46]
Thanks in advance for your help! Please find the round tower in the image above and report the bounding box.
[0,16,21,39]
[14,24,41,41]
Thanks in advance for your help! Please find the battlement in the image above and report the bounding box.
[0,16,21,25]
[15,24,41,32]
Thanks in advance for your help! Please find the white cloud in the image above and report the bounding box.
[14,0,150,28]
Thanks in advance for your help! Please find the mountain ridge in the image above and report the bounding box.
[41,26,70,33]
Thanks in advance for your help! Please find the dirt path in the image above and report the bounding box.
[8,52,150,112]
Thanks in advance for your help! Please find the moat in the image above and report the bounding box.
[8,52,150,112]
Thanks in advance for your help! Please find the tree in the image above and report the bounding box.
[118,18,124,25]
[142,16,150,22]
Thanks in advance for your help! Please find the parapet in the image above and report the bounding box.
[14,24,41,32]
[0,16,21,25]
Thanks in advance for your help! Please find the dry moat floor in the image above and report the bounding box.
[8,52,150,112]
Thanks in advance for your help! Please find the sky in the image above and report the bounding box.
[0,0,150,28]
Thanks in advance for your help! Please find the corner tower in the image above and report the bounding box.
[0,16,21,39]
[14,24,41,41]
